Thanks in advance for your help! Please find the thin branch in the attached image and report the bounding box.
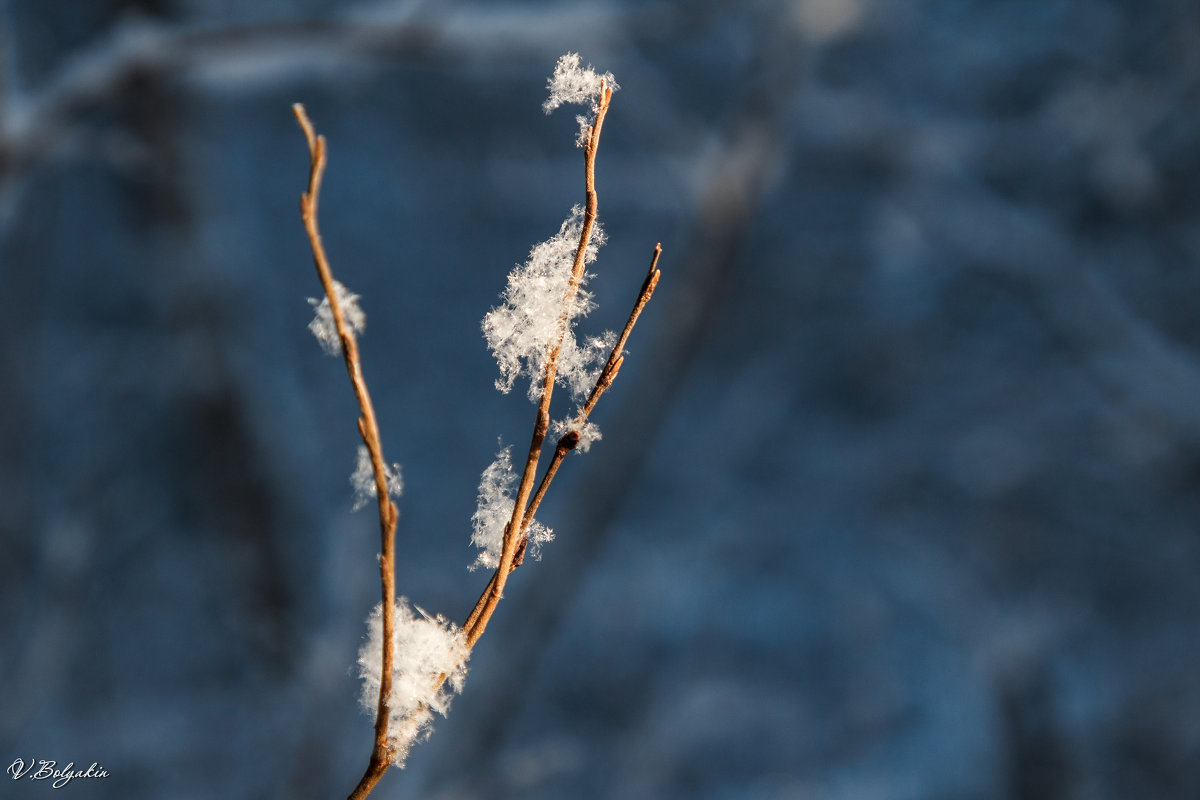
[510,243,662,568]
[463,82,615,647]
[297,72,655,798]
[421,37,795,786]
[292,103,400,800]
[584,243,662,417]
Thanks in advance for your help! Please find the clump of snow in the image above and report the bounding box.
[469,445,553,571]
[557,330,617,400]
[483,206,613,402]
[550,413,602,453]
[308,280,365,356]
[542,52,618,115]
[483,56,620,398]
[543,52,619,147]
[350,445,403,512]
[357,599,470,767]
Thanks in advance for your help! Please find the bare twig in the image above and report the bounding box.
[292,103,400,800]
[583,242,663,420]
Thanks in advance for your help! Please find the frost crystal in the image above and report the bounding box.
[308,280,365,356]
[350,445,403,512]
[470,445,552,571]
[542,52,619,115]
[550,413,602,453]
[356,599,470,767]
[483,206,613,401]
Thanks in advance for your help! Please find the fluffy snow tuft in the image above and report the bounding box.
[469,445,552,571]
[356,599,470,767]
[482,206,612,402]
[542,52,618,115]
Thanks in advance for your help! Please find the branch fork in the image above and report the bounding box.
[293,70,659,800]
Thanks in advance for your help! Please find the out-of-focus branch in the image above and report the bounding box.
[0,3,638,182]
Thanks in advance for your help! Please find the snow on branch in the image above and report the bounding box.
[350,445,403,512]
[550,412,602,453]
[308,279,365,356]
[542,51,619,146]
[292,52,660,799]
[482,205,613,402]
[470,445,552,571]
[356,599,470,767]
[542,51,618,114]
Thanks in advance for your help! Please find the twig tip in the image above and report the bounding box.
[293,103,317,153]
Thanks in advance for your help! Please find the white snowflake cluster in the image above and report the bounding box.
[542,52,619,146]
[350,445,403,512]
[356,599,470,767]
[307,280,365,356]
[469,445,553,571]
[482,205,615,402]
[542,52,617,112]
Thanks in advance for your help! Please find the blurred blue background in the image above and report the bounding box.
[3,1,1200,798]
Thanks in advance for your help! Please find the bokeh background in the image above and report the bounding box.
[4,1,1200,798]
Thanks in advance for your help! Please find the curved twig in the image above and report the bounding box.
[292,103,400,800]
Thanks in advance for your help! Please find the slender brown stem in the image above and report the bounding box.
[511,243,662,568]
[583,243,661,417]
[293,103,400,800]
[465,236,659,640]
[295,77,657,799]
[438,239,660,786]
[462,83,614,647]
